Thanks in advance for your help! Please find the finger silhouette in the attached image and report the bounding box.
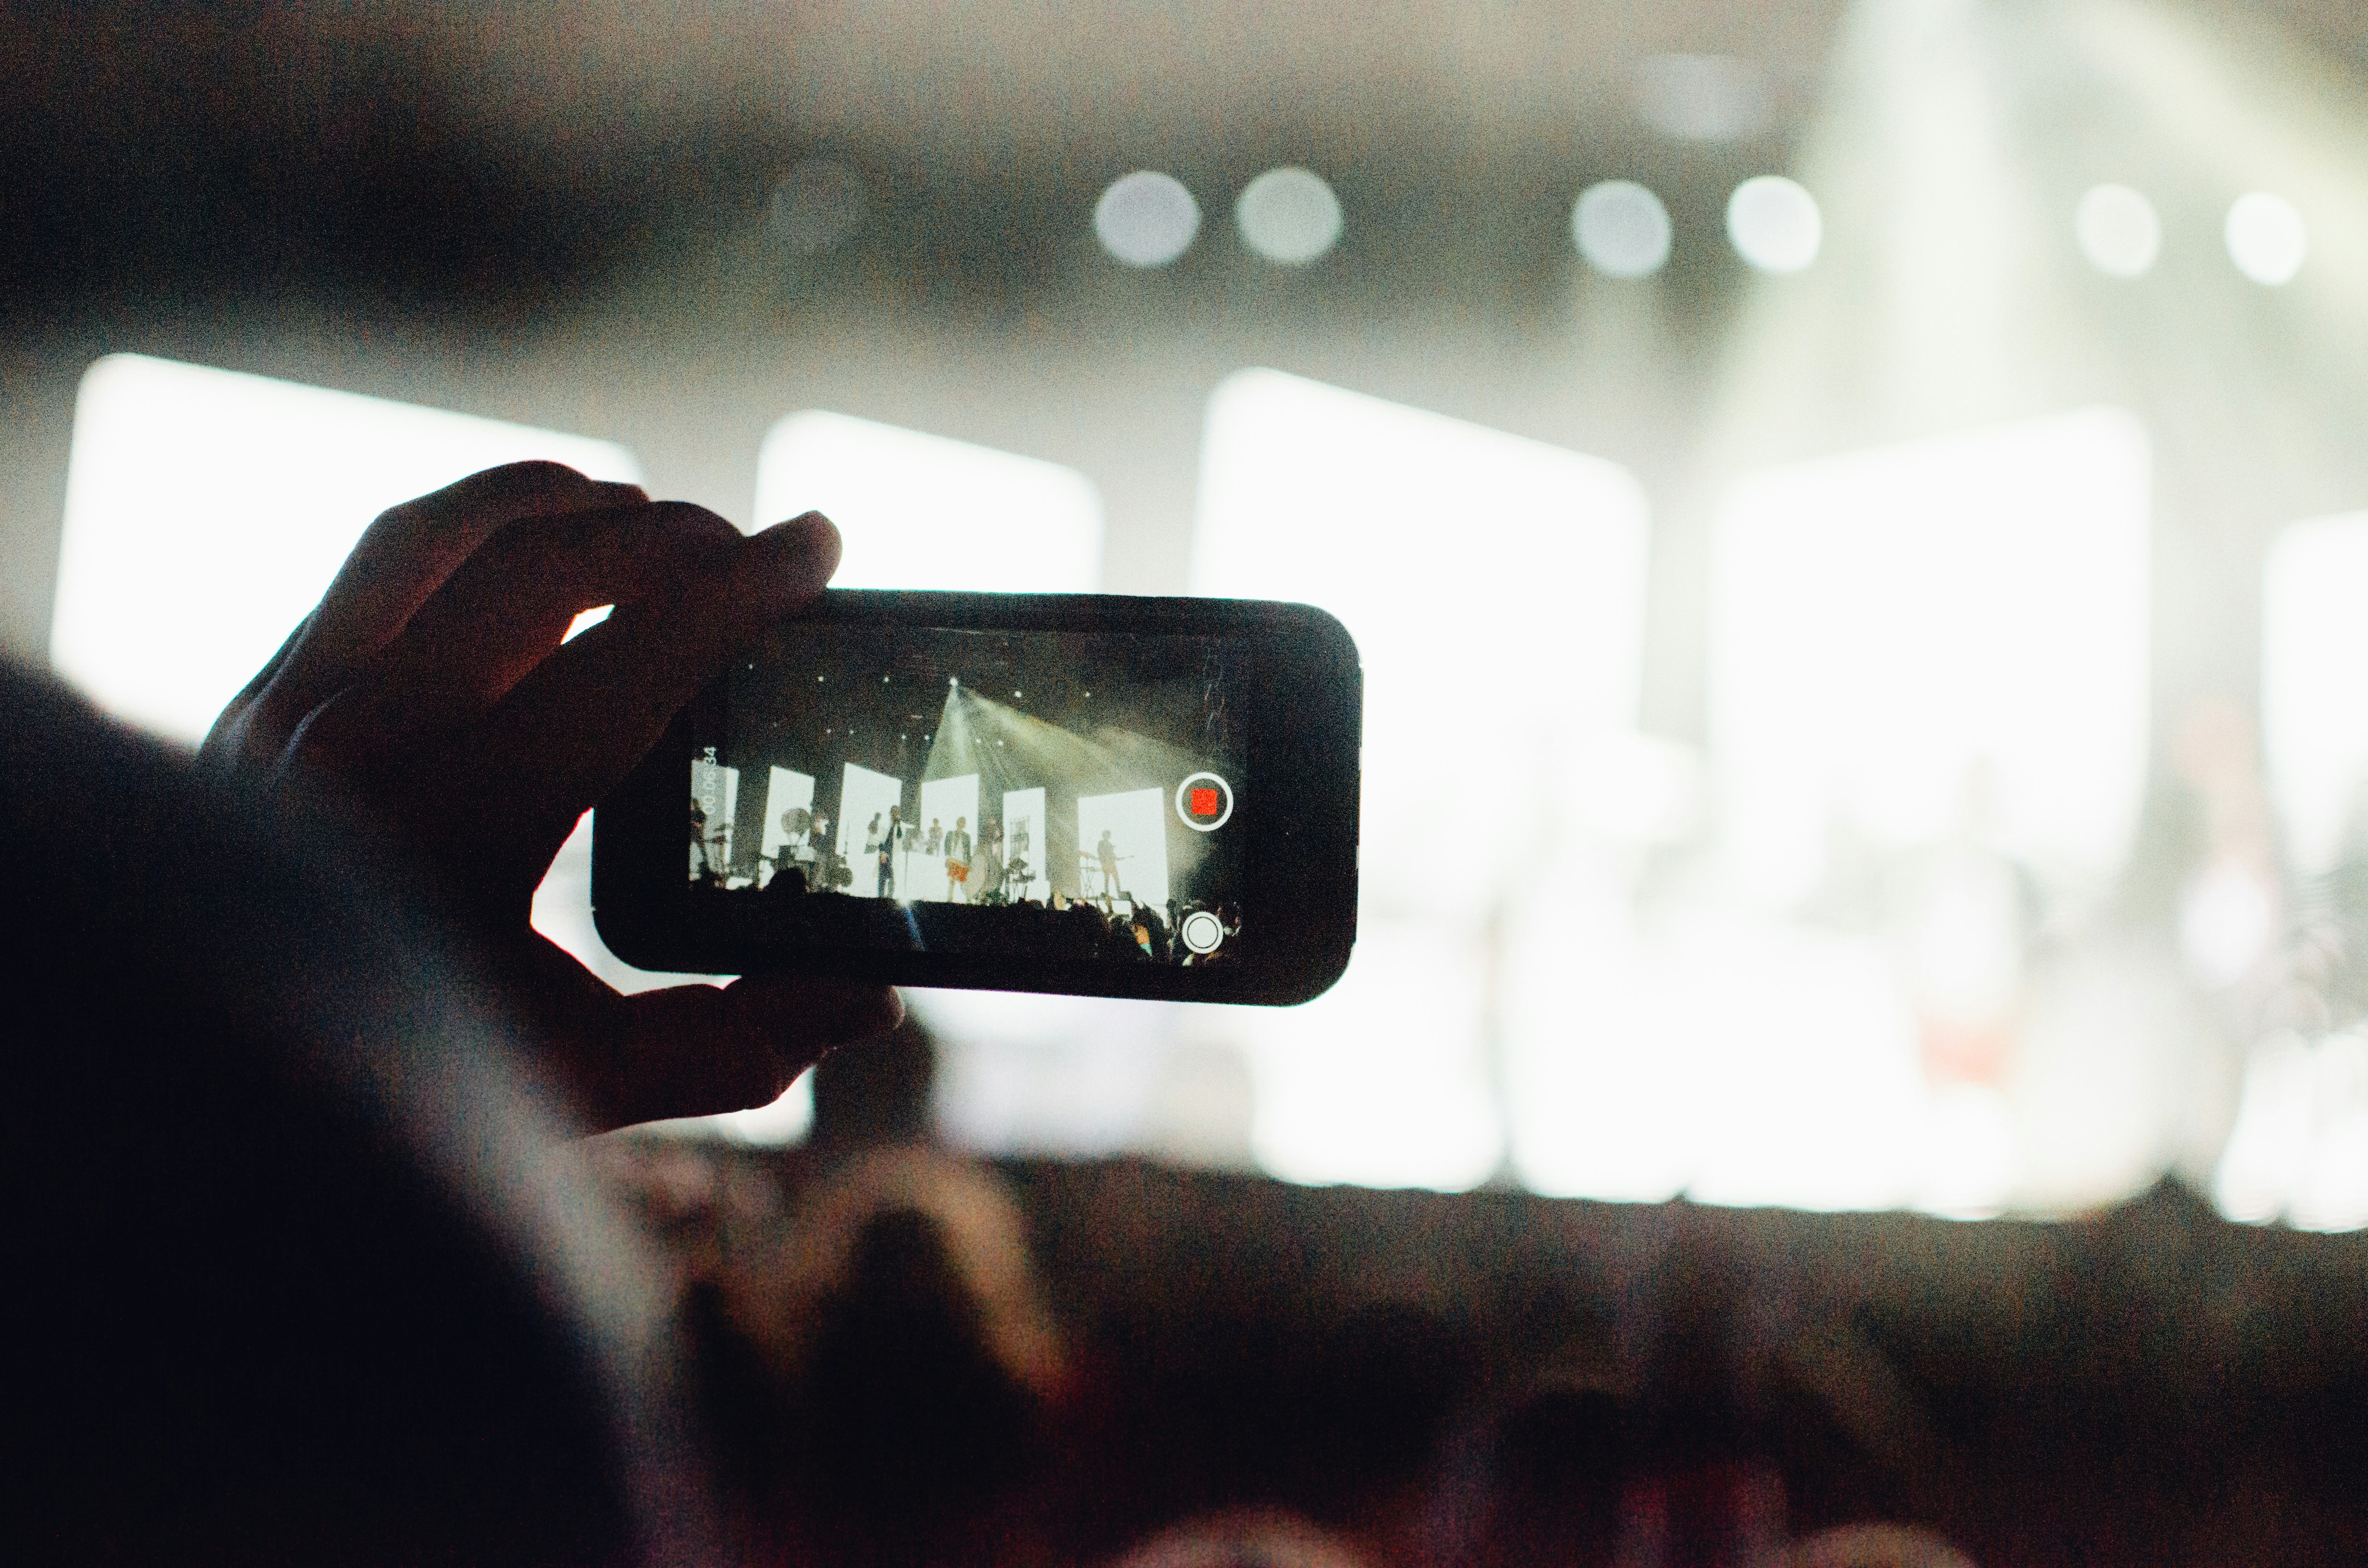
[306,501,741,749]
[474,512,840,837]
[210,463,645,763]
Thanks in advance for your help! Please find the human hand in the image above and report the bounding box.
[200,460,902,1130]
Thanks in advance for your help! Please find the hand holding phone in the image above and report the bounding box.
[197,462,903,1130]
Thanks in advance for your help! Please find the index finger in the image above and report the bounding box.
[456,512,843,859]
[306,462,650,684]
[212,462,647,760]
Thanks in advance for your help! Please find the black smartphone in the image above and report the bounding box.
[592,591,1361,1004]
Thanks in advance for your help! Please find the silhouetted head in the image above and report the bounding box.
[5,662,710,1567]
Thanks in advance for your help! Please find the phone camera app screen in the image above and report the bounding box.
[689,625,1246,968]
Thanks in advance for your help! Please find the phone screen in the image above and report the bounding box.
[688,622,1248,967]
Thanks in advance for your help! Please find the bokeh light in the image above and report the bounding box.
[2225,191,2307,285]
[2074,184,2161,278]
[1093,171,1201,268]
[1573,180,1674,278]
[1235,167,1344,266]
[1725,175,1822,273]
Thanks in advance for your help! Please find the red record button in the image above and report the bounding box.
[1175,771,1233,832]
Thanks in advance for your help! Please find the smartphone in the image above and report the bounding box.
[592,591,1361,1004]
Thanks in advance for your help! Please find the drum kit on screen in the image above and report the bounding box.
[764,807,851,891]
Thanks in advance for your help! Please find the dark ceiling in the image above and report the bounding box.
[0,0,2357,318]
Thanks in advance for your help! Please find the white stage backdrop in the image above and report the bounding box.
[759,766,815,878]
[836,764,908,898]
[1002,786,1050,901]
[1077,788,1169,912]
[918,774,983,902]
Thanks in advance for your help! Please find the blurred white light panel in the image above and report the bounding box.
[1191,368,1652,1190]
[1711,407,2151,909]
[52,354,642,746]
[930,991,1180,1158]
[2216,1030,2368,1232]
[753,410,1103,592]
[1654,410,2149,1215]
[1196,921,1502,1190]
[2263,512,2368,877]
[1196,369,1651,919]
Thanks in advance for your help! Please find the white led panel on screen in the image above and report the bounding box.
[2264,513,2368,879]
[1710,407,2151,909]
[1190,368,1652,1191]
[53,355,642,746]
[753,410,1104,592]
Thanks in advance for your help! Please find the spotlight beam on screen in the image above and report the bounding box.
[52,355,642,745]
[922,684,1210,899]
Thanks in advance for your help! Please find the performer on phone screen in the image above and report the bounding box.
[782,807,815,885]
[1006,816,1032,898]
[878,806,902,898]
[816,814,841,889]
[945,816,973,903]
[1097,829,1121,896]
